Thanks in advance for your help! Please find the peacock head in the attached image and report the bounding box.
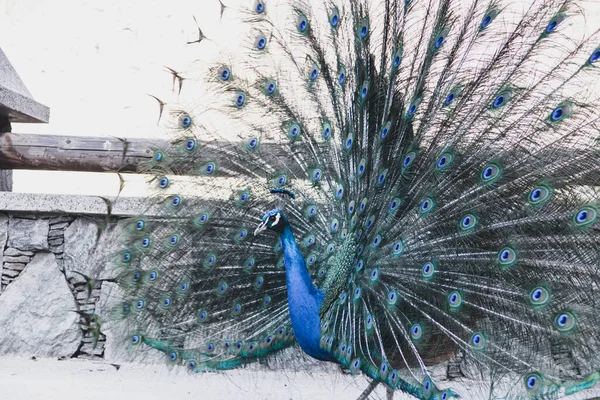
[254,209,287,236]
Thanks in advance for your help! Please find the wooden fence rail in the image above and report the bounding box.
[0,132,156,173]
[2,132,597,186]
[0,132,300,175]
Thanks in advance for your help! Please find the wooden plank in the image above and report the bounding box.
[1,133,597,194]
[0,132,313,176]
[0,132,160,173]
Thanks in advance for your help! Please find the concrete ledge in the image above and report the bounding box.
[0,192,143,216]
[0,87,50,123]
[0,49,49,123]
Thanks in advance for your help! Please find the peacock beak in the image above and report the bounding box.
[254,221,268,236]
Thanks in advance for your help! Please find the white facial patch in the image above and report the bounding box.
[272,212,281,226]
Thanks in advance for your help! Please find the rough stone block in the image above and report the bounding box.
[48,229,64,238]
[1,268,21,278]
[7,217,49,251]
[73,283,87,292]
[82,335,100,344]
[3,263,26,271]
[63,218,103,277]
[50,222,70,230]
[0,214,7,291]
[78,304,95,312]
[48,238,64,246]
[2,255,31,263]
[80,342,105,356]
[49,215,75,225]
[76,291,92,301]
[446,354,464,380]
[3,247,34,257]
[12,214,37,220]
[0,252,81,357]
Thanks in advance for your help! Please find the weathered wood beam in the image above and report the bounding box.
[0,132,158,173]
[0,132,312,176]
[3,133,597,191]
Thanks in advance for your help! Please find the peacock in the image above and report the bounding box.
[100,0,600,398]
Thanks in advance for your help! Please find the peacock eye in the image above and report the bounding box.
[269,215,277,222]
[255,34,267,50]
[186,139,195,150]
[179,114,192,128]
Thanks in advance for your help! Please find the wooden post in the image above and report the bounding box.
[0,116,13,191]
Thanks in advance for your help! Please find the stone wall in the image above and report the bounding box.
[0,206,471,382]
[0,195,479,385]
[0,193,148,363]
[0,211,109,359]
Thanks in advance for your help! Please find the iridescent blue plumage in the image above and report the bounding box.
[255,210,330,360]
[103,0,600,398]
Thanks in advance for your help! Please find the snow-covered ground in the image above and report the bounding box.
[0,356,402,400]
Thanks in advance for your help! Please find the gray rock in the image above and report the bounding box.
[76,290,93,301]
[3,247,34,256]
[2,255,31,263]
[1,268,21,278]
[13,214,38,220]
[50,222,70,230]
[48,229,64,238]
[7,217,49,251]
[63,218,99,275]
[0,213,8,292]
[446,352,465,380]
[0,252,81,357]
[48,238,64,246]
[80,342,105,357]
[3,263,26,271]
[49,215,75,225]
[0,215,9,247]
[78,304,95,312]
[63,217,116,280]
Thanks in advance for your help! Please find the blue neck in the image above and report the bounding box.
[280,224,330,361]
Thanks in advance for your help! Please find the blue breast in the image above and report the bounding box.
[280,226,331,361]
